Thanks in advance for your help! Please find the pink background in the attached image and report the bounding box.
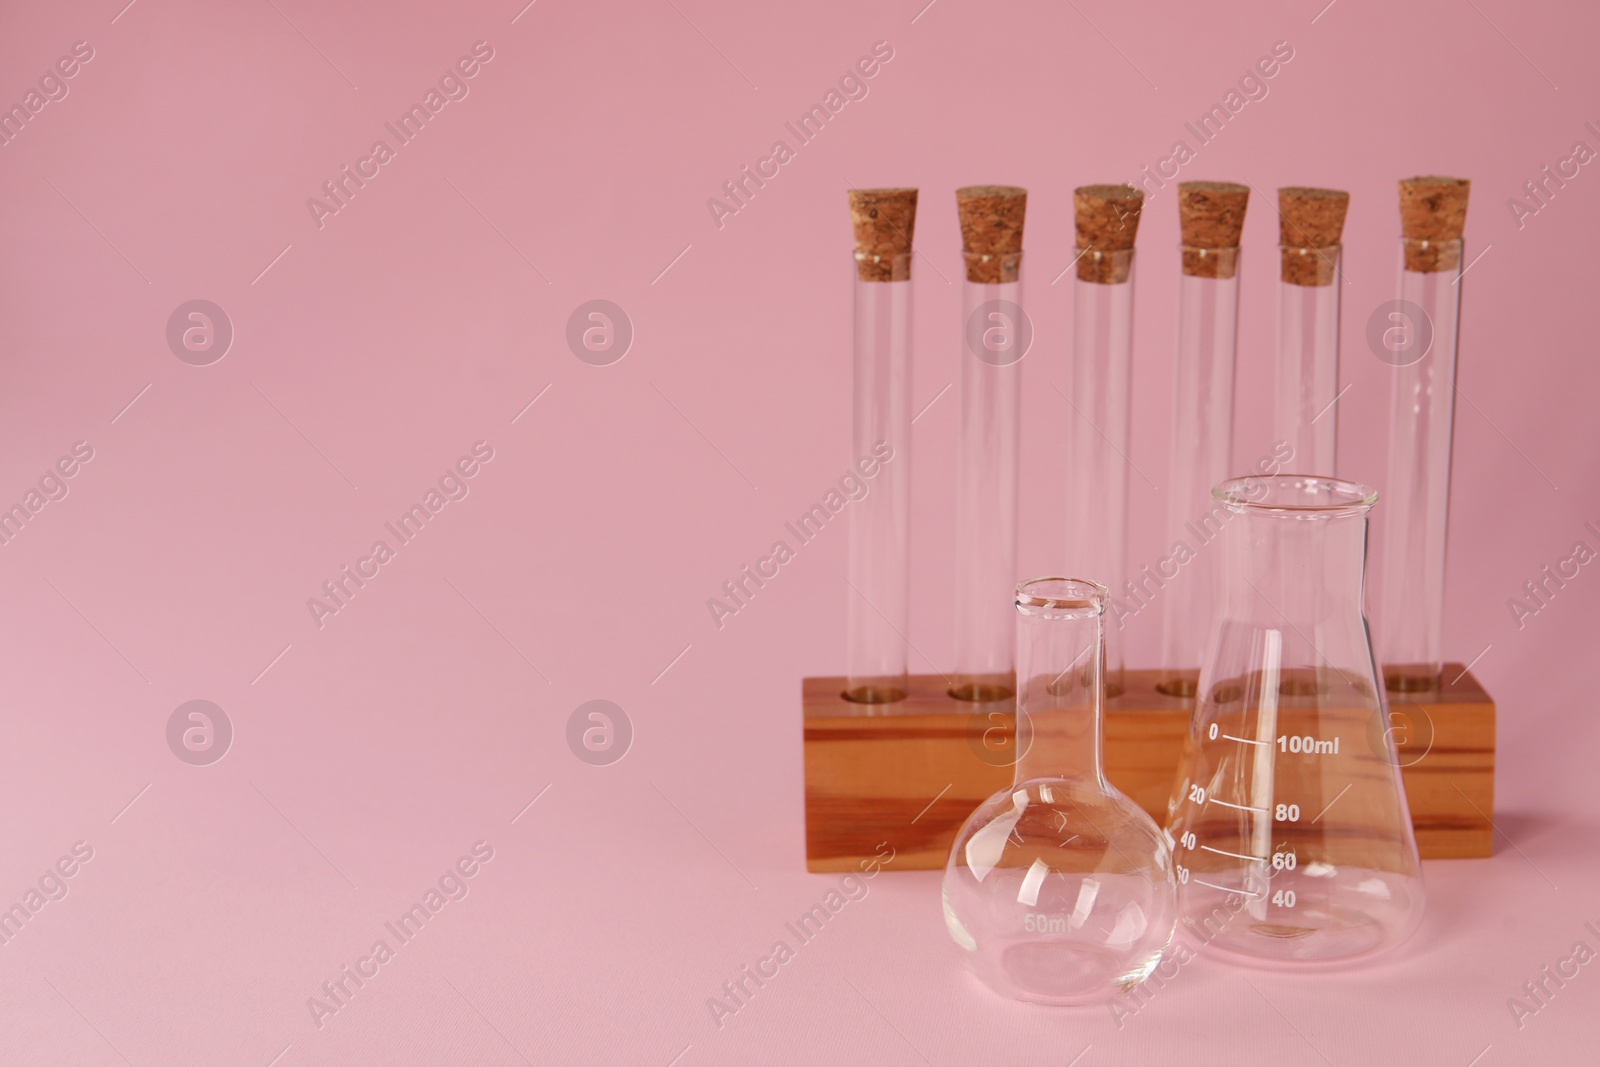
[1,0,1596,1063]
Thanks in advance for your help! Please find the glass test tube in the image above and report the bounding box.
[1376,178,1470,691]
[1067,262,1134,696]
[1157,270,1243,698]
[1275,252,1342,471]
[1156,182,1248,698]
[952,185,1028,702]
[1274,187,1351,475]
[951,259,1024,701]
[1065,184,1144,697]
[844,256,913,701]
[844,188,917,703]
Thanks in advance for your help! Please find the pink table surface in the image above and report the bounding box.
[1,0,1596,1063]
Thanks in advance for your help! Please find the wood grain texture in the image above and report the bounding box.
[803,668,1494,872]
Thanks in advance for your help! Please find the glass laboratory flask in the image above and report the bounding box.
[942,578,1177,1004]
[1165,476,1425,965]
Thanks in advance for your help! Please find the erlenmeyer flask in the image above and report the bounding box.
[1166,476,1425,965]
[943,578,1177,1003]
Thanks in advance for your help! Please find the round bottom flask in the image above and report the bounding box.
[942,578,1177,1004]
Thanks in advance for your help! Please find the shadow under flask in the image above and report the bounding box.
[1165,476,1425,965]
[942,578,1176,1004]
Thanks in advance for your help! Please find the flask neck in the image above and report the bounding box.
[1010,579,1107,787]
[1011,671,1105,787]
[1222,506,1370,619]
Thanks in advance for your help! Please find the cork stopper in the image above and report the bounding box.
[1178,182,1249,279]
[847,188,918,282]
[956,185,1027,284]
[1278,187,1349,286]
[1073,184,1143,284]
[1399,176,1470,273]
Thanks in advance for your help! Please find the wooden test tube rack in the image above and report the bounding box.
[803,667,1495,872]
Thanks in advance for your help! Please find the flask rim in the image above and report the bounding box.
[1213,474,1378,516]
[1015,576,1107,617]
